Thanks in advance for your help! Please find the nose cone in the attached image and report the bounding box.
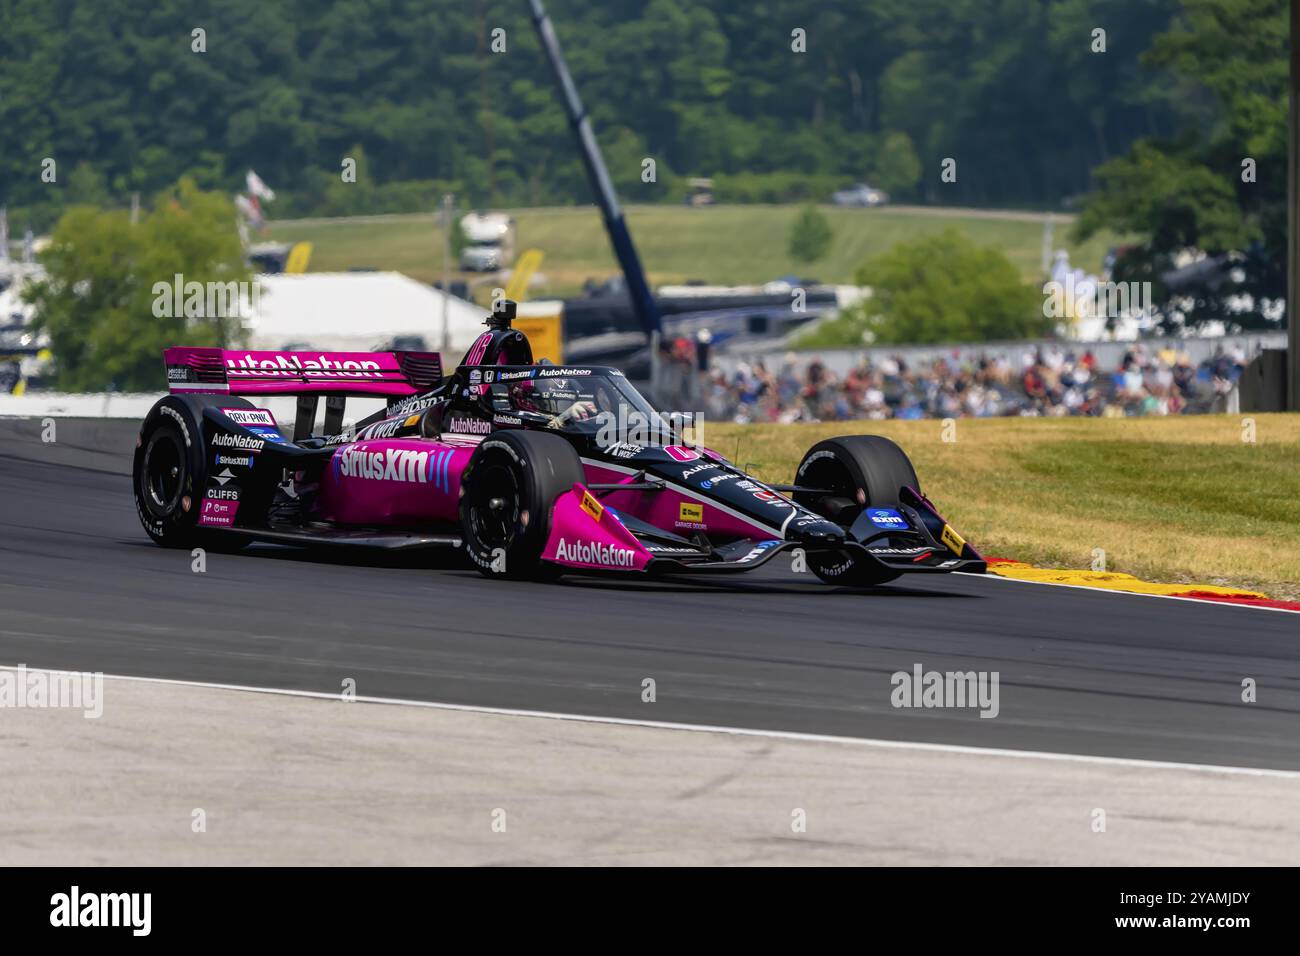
[788,517,845,545]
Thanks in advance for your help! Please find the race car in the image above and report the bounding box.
[133,301,985,586]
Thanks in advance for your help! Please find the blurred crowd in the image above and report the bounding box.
[661,340,1250,423]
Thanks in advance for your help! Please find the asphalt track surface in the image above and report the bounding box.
[2,419,1298,771]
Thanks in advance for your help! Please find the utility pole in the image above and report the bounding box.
[479,4,494,204]
[1040,215,1053,276]
[440,193,454,353]
[1288,0,1299,409]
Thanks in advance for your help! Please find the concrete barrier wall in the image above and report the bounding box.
[0,417,142,475]
[0,392,391,424]
[0,393,163,420]
[718,332,1288,376]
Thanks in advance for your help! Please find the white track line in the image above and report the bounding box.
[5,665,1299,781]
[961,571,1300,615]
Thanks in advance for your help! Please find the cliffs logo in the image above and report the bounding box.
[554,538,636,567]
[336,445,434,483]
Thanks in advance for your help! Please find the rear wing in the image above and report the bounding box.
[164,347,442,397]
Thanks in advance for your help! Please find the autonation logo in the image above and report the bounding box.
[554,538,636,567]
[890,663,999,719]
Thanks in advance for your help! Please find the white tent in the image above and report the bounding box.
[245,272,488,357]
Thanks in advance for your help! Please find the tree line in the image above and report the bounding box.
[13,0,1285,390]
[2,0,1189,228]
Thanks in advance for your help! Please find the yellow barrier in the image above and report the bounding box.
[504,248,544,302]
[514,313,563,364]
[284,242,313,274]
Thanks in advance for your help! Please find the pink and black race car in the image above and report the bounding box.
[134,301,984,586]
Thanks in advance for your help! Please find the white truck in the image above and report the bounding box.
[459,211,516,272]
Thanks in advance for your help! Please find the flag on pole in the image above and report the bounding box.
[246,170,276,202]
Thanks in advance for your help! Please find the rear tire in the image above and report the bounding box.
[793,435,921,587]
[459,430,584,580]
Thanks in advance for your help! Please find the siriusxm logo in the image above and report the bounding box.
[554,538,636,567]
[867,508,907,529]
[334,445,455,491]
[337,445,431,483]
[248,426,286,444]
[214,453,254,468]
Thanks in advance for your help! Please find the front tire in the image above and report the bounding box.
[459,430,584,580]
[133,401,205,548]
[793,435,921,587]
[133,396,256,551]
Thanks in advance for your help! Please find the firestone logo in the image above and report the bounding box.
[337,445,431,483]
[554,538,636,567]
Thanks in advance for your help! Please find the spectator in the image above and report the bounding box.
[701,347,1248,422]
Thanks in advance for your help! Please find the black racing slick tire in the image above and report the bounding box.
[458,429,584,580]
[133,395,256,550]
[133,399,208,548]
[793,435,921,587]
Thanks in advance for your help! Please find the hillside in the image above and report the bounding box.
[267,204,1122,298]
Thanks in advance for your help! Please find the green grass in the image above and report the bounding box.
[267,204,1123,300]
[709,415,1300,600]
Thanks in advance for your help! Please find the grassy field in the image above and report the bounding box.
[709,415,1300,600]
[267,204,1122,299]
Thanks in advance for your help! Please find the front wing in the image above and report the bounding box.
[540,484,986,578]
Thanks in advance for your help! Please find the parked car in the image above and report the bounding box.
[831,183,889,207]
